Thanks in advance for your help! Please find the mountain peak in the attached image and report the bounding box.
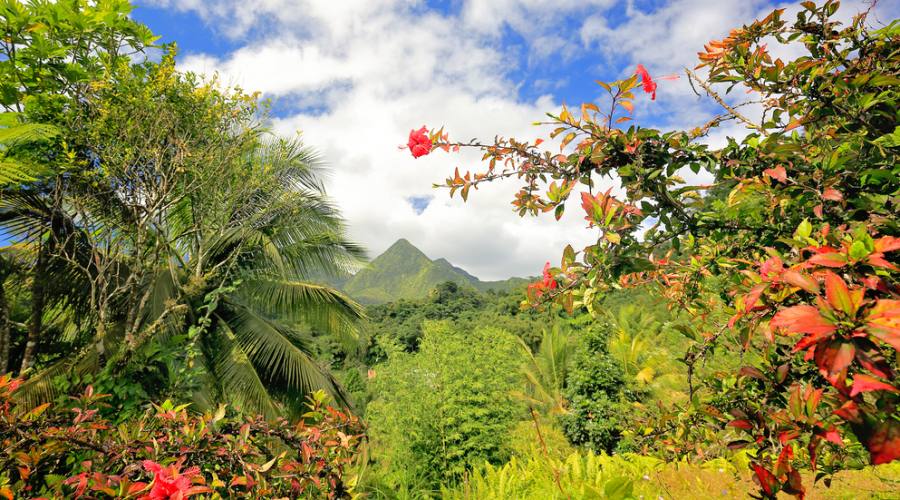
[376,238,430,263]
[338,239,525,303]
[386,238,418,252]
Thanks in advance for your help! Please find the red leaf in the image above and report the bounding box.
[743,284,767,312]
[793,330,836,352]
[867,420,900,465]
[833,400,861,423]
[822,426,843,446]
[814,341,855,377]
[822,188,843,201]
[739,366,766,380]
[807,252,847,268]
[779,430,800,445]
[728,419,754,430]
[771,305,837,336]
[752,463,779,496]
[850,374,899,397]
[775,445,794,476]
[764,166,787,183]
[854,341,893,379]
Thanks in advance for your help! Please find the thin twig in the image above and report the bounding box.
[684,68,768,136]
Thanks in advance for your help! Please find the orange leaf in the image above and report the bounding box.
[743,284,767,313]
[874,236,900,253]
[824,271,861,316]
[865,299,900,351]
[771,305,836,336]
[782,270,820,294]
[785,117,804,131]
[620,100,634,113]
[763,166,787,183]
[822,188,843,202]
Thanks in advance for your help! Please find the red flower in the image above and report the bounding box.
[407,126,433,158]
[541,262,558,291]
[140,460,209,500]
[634,64,679,100]
[527,262,558,300]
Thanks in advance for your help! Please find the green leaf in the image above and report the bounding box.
[603,477,634,500]
[873,126,900,148]
[849,241,869,261]
[795,219,812,240]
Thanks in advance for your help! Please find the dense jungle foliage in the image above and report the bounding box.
[1,0,898,499]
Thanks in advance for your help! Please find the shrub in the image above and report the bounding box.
[559,321,637,454]
[0,374,364,499]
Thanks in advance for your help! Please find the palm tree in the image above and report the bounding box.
[515,326,574,415]
[154,137,367,417]
[606,305,683,399]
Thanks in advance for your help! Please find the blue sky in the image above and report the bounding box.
[133,1,662,114]
[130,0,896,279]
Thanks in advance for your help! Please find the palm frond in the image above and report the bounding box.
[250,135,327,193]
[220,299,350,407]
[236,278,364,353]
[13,350,100,411]
[0,123,59,147]
[209,319,279,418]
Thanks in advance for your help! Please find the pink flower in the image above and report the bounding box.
[140,460,209,500]
[407,126,433,158]
[634,64,679,100]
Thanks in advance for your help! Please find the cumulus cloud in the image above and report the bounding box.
[137,0,890,279]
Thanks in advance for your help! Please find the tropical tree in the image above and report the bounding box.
[1,0,155,375]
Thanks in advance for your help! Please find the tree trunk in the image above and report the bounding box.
[19,243,46,374]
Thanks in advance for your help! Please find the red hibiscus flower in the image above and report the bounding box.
[634,64,679,100]
[541,262,558,291]
[528,262,558,299]
[407,126,433,158]
[140,460,209,500]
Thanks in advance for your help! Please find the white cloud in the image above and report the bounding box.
[139,0,891,279]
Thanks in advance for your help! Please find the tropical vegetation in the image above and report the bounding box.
[0,0,898,499]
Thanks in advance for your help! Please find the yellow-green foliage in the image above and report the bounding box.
[506,419,573,461]
[441,450,900,500]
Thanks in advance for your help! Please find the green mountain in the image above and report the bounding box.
[337,239,528,303]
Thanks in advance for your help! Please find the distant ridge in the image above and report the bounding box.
[335,239,528,304]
